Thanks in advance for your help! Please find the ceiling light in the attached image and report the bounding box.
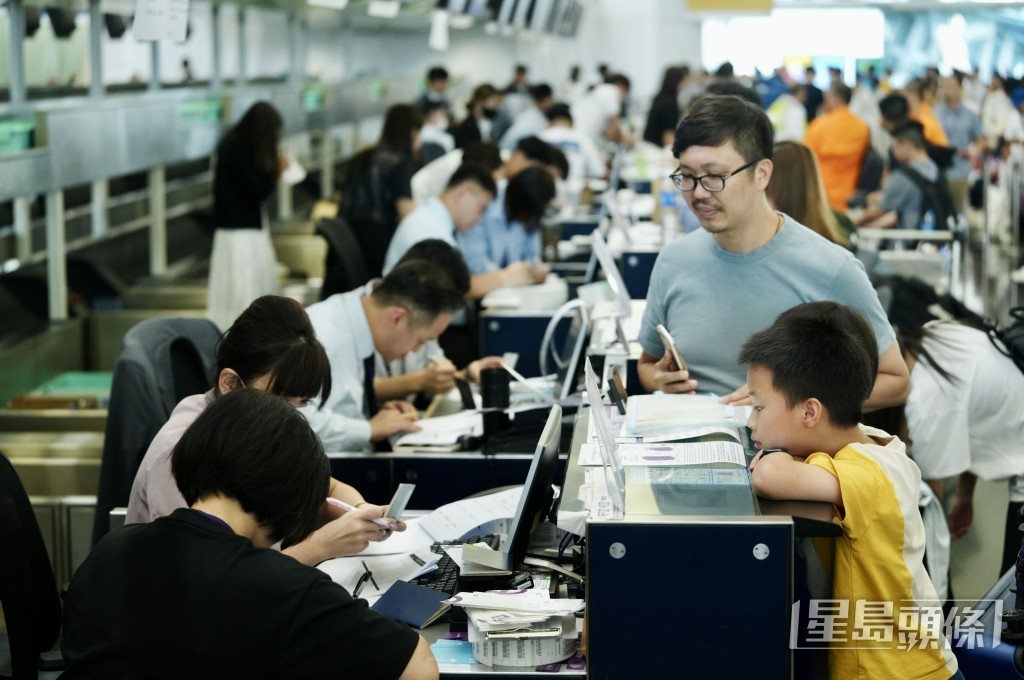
[306,0,349,8]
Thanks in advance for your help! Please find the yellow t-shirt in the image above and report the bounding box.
[806,426,958,680]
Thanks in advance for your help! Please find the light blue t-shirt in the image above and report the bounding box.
[382,197,456,275]
[455,181,541,274]
[638,215,895,397]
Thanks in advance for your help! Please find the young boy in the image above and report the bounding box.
[741,301,961,680]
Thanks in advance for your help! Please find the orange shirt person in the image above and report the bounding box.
[804,82,870,211]
[904,78,950,148]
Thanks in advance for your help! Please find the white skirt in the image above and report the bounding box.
[206,227,280,331]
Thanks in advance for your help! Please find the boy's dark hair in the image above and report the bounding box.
[505,165,555,231]
[609,74,631,91]
[217,296,332,408]
[171,389,329,547]
[398,239,471,296]
[674,94,773,163]
[372,260,465,325]
[445,161,498,196]
[427,66,448,82]
[738,301,878,428]
[462,140,503,172]
[891,120,926,150]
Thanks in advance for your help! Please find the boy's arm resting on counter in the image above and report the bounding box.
[750,452,843,507]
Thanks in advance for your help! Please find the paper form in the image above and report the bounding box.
[623,393,736,439]
[317,548,438,601]
[392,410,482,449]
[357,487,522,557]
[577,441,746,466]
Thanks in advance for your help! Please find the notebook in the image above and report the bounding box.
[372,579,452,629]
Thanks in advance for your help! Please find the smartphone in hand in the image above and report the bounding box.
[655,324,687,372]
[385,483,415,523]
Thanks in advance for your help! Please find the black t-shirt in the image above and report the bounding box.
[62,509,419,679]
[213,134,278,230]
[643,95,681,146]
[338,148,413,277]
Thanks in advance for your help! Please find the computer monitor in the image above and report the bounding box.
[554,305,591,401]
[584,231,631,318]
[501,404,562,570]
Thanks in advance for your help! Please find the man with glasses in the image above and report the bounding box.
[637,95,908,410]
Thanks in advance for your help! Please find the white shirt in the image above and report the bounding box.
[538,125,606,192]
[571,84,621,146]
[411,149,464,204]
[904,322,1024,496]
[421,123,455,153]
[126,391,212,523]
[382,197,457,275]
[302,290,376,452]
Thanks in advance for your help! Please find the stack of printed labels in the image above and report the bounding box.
[444,591,583,667]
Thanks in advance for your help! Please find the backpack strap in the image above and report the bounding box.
[893,164,956,229]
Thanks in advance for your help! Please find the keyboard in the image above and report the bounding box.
[411,534,500,597]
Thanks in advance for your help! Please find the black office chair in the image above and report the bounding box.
[0,451,64,679]
[315,217,372,300]
[91,317,221,548]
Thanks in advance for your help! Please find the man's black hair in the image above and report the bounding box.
[172,389,330,547]
[445,161,498,196]
[427,66,448,82]
[398,239,471,297]
[673,94,773,164]
[373,260,466,325]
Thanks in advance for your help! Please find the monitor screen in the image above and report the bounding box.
[555,304,591,401]
[585,231,631,318]
[502,404,562,570]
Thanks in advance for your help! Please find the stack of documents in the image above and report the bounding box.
[445,591,583,632]
[622,393,737,442]
[391,410,482,451]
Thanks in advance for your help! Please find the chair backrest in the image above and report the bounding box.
[0,451,61,679]
[91,317,222,547]
[315,217,372,300]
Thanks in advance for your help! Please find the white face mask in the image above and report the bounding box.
[435,117,450,130]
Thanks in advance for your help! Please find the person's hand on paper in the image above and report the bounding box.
[382,400,417,415]
[370,407,420,441]
[463,356,504,383]
[420,359,457,394]
[652,351,697,394]
[499,261,536,287]
[719,382,752,406]
[289,506,385,562]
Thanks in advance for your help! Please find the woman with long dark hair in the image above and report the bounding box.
[337,103,422,278]
[207,101,284,330]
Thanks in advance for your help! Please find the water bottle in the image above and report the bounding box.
[659,186,680,244]
[921,209,936,232]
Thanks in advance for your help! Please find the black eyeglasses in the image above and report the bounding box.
[669,159,760,193]
[352,560,379,598]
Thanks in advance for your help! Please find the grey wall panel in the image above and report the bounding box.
[48,106,130,188]
[0,149,51,199]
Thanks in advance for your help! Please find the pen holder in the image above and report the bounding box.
[480,368,510,441]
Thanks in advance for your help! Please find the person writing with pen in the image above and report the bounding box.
[127,295,401,565]
[63,389,439,680]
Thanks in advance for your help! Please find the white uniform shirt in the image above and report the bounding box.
[905,322,1024,498]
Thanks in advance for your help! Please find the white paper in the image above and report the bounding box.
[417,487,521,543]
[625,393,735,437]
[625,467,751,487]
[577,440,746,467]
[442,544,512,576]
[446,591,583,614]
[281,154,307,186]
[132,0,190,42]
[317,548,439,599]
[392,411,482,449]
[580,468,622,520]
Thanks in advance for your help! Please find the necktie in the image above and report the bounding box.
[362,354,378,418]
